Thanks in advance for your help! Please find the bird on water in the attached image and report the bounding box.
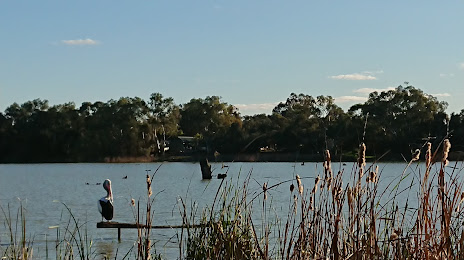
[98,179,114,221]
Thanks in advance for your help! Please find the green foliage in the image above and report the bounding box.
[0,84,461,163]
[349,84,449,157]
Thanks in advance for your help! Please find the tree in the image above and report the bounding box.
[272,93,345,153]
[450,109,464,151]
[180,96,242,153]
[147,93,180,154]
[349,83,448,157]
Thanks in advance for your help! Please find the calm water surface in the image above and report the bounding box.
[0,161,461,259]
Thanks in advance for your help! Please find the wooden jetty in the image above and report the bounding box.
[97,221,209,241]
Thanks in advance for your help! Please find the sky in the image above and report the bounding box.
[1,1,463,116]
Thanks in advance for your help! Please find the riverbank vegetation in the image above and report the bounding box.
[1,83,463,164]
[1,139,463,259]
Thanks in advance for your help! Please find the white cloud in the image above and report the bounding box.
[362,70,384,75]
[439,73,455,78]
[329,73,377,80]
[235,102,279,112]
[334,96,368,103]
[459,63,464,70]
[431,93,451,97]
[62,38,100,45]
[353,87,395,95]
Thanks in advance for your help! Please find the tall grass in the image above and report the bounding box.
[123,166,163,260]
[0,201,33,260]
[180,139,464,259]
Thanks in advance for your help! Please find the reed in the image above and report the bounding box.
[0,201,33,260]
[124,165,163,260]
[180,138,464,259]
[54,204,95,259]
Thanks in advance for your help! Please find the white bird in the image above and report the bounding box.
[98,179,114,221]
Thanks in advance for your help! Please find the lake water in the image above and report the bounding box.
[0,161,462,259]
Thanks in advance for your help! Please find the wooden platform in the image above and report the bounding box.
[97,221,209,241]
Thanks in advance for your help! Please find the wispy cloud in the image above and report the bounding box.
[432,93,451,97]
[362,70,384,75]
[459,62,464,70]
[439,73,455,78]
[353,87,395,95]
[329,73,377,80]
[334,96,367,103]
[235,102,278,114]
[61,38,100,46]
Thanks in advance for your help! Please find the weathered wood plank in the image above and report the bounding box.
[96,221,207,229]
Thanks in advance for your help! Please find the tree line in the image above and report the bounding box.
[1,83,463,163]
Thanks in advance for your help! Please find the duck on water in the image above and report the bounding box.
[98,179,114,221]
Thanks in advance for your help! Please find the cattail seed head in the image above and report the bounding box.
[426,142,432,168]
[312,175,321,194]
[131,198,135,206]
[263,182,268,201]
[412,149,420,161]
[146,174,152,197]
[325,149,331,162]
[443,139,451,166]
[293,195,298,214]
[290,183,295,193]
[358,143,366,168]
[347,187,353,211]
[367,170,377,183]
[296,175,303,195]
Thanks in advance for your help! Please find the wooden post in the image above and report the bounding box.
[118,228,121,241]
[200,158,212,179]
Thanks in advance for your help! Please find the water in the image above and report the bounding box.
[0,161,461,259]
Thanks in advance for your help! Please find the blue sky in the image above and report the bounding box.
[1,1,463,115]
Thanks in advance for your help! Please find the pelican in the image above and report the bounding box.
[98,179,114,221]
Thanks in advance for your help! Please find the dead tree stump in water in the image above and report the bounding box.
[200,158,212,179]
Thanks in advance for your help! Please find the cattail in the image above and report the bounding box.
[263,182,268,201]
[358,143,366,168]
[412,148,420,161]
[146,175,152,197]
[425,142,432,168]
[324,150,332,172]
[293,195,298,214]
[332,186,343,201]
[443,139,451,166]
[347,187,353,211]
[312,176,320,194]
[309,196,314,211]
[296,175,303,195]
[390,230,399,241]
[367,169,377,183]
[131,198,135,206]
[290,183,295,193]
[325,149,331,162]
[324,150,333,190]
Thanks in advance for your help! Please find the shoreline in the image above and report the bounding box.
[2,151,463,164]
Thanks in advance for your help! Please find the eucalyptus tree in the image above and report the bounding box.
[179,96,241,153]
[147,93,180,154]
[349,83,448,157]
[450,109,464,151]
[3,99,51,162]
[76,97,150,161]
[272,93,345,153]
